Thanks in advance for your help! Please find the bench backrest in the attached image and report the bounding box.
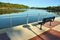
[43,16,55,23]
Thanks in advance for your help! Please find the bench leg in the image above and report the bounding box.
[53,18,55,21]
[40,24,42,30]
[50,22,51,26]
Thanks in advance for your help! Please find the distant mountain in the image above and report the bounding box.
[0,2,29,9]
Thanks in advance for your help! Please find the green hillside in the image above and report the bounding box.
[0,2,29,9]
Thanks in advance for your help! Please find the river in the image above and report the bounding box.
[0,9,60,29]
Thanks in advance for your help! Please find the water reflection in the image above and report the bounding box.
[46,10,60,16]
[0,9,26,15]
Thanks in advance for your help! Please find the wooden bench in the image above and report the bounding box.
[38,16,55,30]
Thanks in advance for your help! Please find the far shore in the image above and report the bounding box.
[0,8,26,14]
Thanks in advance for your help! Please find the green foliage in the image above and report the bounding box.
[0,2,29,9]
[46,6,60,16]
[47,6,60,11]
[0,2,29,14]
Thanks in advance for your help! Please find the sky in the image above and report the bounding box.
[0,0,60,7]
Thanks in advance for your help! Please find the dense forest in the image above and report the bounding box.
[46,6,60,12]
[0,2,29,9]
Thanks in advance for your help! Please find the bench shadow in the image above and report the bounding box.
[43,31,60,40]
[31,23,40,29]
[31,23,45,31]
[23,24,44,40]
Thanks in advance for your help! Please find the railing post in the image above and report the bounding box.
[26,13,29,25]
[38,13,40,22]
[10,16,12,27]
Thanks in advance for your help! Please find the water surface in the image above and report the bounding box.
[0,9,60,29]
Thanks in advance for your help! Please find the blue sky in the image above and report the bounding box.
[0,0,60,7]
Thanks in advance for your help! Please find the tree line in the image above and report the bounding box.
[0,2,29,9]
[46,6,60,11]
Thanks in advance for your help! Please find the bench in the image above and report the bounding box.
[38,16,55,30]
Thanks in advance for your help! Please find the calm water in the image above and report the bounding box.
[0,9,59,29]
